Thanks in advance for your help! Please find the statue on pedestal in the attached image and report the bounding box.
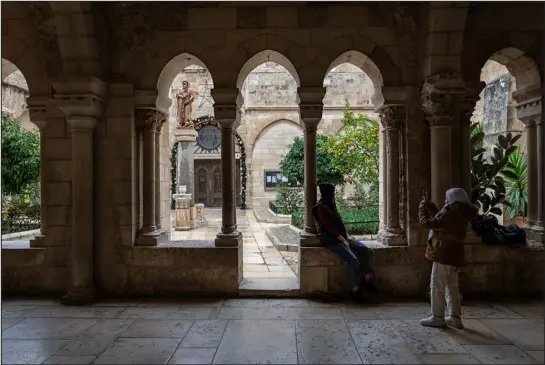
[176,80,196,129]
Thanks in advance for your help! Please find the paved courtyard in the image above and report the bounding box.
[1,298,543,364]
[171,209,298,282]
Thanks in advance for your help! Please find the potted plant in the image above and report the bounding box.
[501,149,528,227]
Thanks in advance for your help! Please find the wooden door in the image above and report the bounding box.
[194,160,241,208]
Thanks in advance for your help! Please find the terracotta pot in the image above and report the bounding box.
[505,216,527,227]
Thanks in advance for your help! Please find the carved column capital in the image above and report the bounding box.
[26,96,49,131]
[378,105,406,130]
[298,87,326,130]
[513,84,542,125]
[135,108,167,132]
[52,77,107,121]
[421,71,465,125]
[211,88,239,127]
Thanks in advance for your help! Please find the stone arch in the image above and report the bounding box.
[236,50,300,89]
[312,35,401,88]
[250,119,303,209]
[1,46,50,97]
[156,53,212,112]
[323,51,384,108]
[249,118,302,148]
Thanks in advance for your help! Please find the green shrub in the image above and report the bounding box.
[291,206,379,235]
[271,184,303,214]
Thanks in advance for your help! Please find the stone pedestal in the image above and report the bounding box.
[174,193,192,231]
[174,129,197,201]
[191,203,209,229]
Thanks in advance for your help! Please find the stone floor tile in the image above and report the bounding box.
[2,299,59,306]
[381,306,432,320]
[116,307,214,320]
[504,304,544,319]
[93,338,180,364]
[418,353,482,364]
[527,351,544,364]
[42,355,96,364]
[347,320,421,364]
[121,319,193,338]
[180,320,227,348]
[268,265,295,272]
[24,306,125,318]
[2,317,25,330]
[1,339,70,364]
[296,320,362,364]
[212,320,297,364]
[462,304,522,319]
[2,318,97,339]
[168,347,217,364]
[392,320,468,354]
[55,319,135,356]
[222,299,310,308]
[464,345,539,364]
[480,318,544,351]
[244,264,269,272]
[264,257,288,266]
[243,256,265,264]
[342,306,390,320]
[211,307,343,320]
[243,271,296,278]
[138,298,224,307]
[443,319,511,345]
[2,305,37,318]
[90,298,142,307]
[530,318,544,326]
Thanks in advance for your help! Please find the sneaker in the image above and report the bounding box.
[420,315,447,327]
[445,316,464,329]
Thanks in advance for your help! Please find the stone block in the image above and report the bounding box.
[45,226,71,246]
[373,264,430,296]
[48,182,71,205]
[46,160,71,181]
[465,245,503,264]
[447,32,463,55]
[426,32,448,55]
[459,264,503,294]
[132,247,175,267]
[1,248,46,267]
[369,246,412,266]
[47,206,71,226]
[111,181,132,205]
[299,266,328,296]
[300,247,342,267]
[188,8,237,29]
[360,27,396,46]
[173,247,240,269]
[44,246,70,267]
[45,138,71,160]
[107,117,134,137]
[267,7,298,28]
[328,5,368,27]
[326,266,349,294]
[430,8,468,32]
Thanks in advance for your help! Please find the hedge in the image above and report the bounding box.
[291,206,379,235]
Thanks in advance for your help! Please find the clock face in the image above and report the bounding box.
[197,124,221,151]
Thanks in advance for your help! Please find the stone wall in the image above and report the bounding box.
[300,243,544,298]
[1,70,36,132]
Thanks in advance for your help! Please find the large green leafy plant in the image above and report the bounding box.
[1,112,41,196]
[470,122,520,216]
[279,135,344,185]
[501,149,528,219]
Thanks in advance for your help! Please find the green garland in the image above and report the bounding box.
[169,115,247,209]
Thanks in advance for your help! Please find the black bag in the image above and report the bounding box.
[471,215,526,245]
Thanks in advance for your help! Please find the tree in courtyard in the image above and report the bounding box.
[1,112,41,196]
[279,135,344,185]
[325,102,380,187]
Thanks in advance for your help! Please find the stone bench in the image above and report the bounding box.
[299,242,544,298]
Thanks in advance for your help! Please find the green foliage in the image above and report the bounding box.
[291,206,379,235]
[325,103,380,186]
[501,149,528,219]
[279,135,344,185]
[271,184,304,214]
[347,182,379,209]
[1,112,41,196]
[470,122,520,217]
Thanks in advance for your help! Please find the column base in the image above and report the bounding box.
[61,287,95,306]
[215,231,242,247]
[30,234,47,247]
[377,229,406,246]
[135,231,168,246]
[300,231,320,247]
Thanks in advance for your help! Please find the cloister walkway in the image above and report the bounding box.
[1,297,542,364]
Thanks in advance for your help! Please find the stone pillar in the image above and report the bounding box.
[212,88,242,247]
[514,86,543,229]
[53,78,106,305]
[298,87,326,247]
[26,97,48,247]
[421,73,465,208]
[459,84,483,195]
[377,105,406,246]
[135,108,167,246]
[154,119,166,232]
[174,129,198,200]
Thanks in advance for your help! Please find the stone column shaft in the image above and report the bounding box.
[142,126,157,232]
[26,100,48,247]
[154,127,162,230]
[303,124,318,235]
[536,119,544,227]
[220,124,237,234]
[385,127,400,229]
[526,122,538,225]
[68,117,96,293]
